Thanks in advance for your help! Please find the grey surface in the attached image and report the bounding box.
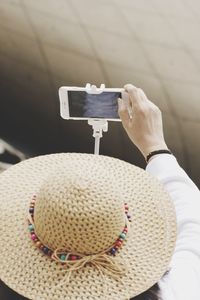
[0,1,200,297]
[0,1,199,187]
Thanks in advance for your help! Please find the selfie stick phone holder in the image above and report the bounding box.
[88,118,108,155]
[86,83,108,155]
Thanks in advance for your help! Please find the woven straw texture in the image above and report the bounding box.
[0,153,177,300]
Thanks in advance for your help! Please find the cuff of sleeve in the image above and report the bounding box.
[146,154,177,174]
[145,154,187,180]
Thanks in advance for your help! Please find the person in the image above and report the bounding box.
[118,84,200,299]
[0,84,199,300]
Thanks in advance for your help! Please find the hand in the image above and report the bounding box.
[118,84,168,158]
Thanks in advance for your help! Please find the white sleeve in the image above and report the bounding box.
[146,154,200,300]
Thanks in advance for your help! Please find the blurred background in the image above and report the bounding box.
[0,0,200,181]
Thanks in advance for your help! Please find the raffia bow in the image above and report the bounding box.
[51,247,127,284]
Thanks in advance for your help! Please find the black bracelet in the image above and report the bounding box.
[146,149,172,163]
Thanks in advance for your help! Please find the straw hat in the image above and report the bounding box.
[0,153,176,300]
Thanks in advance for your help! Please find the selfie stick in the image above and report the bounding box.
[86,84,108,155]
[88,119,108,155]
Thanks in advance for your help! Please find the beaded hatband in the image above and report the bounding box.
[28,194,132,262]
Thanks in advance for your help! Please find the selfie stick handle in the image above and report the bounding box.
[94,135,100,155]
[88,119,108,155]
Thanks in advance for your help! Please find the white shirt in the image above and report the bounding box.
[146,154,200,300]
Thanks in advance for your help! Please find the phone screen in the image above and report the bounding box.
[68,91,121,119]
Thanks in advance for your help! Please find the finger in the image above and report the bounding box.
[118,98,130,126]
[124,83,137,91]
[124,84,146,108]
[124,84,138,100]
[137,88,149,102]
[121,90,132,109]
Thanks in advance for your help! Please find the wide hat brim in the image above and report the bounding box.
[0,153,176,300]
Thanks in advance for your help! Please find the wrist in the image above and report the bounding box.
[146,149,172,163]
[141,143,169,158]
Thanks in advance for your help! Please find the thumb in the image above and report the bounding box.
[118,98,130,126]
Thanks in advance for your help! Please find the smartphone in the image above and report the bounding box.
[59,86,125,121]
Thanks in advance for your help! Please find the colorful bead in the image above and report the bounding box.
[29,208,34,213]
[119,233,126,240]
[28,224,34,231]
[115,240,122,247]
[43,247,49,254]
[110,248,117,255]
[60,255,66,261]
[36,241,42,248]
[123,227,128,233]
[70,255,78,261]
[31,234,36,241]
